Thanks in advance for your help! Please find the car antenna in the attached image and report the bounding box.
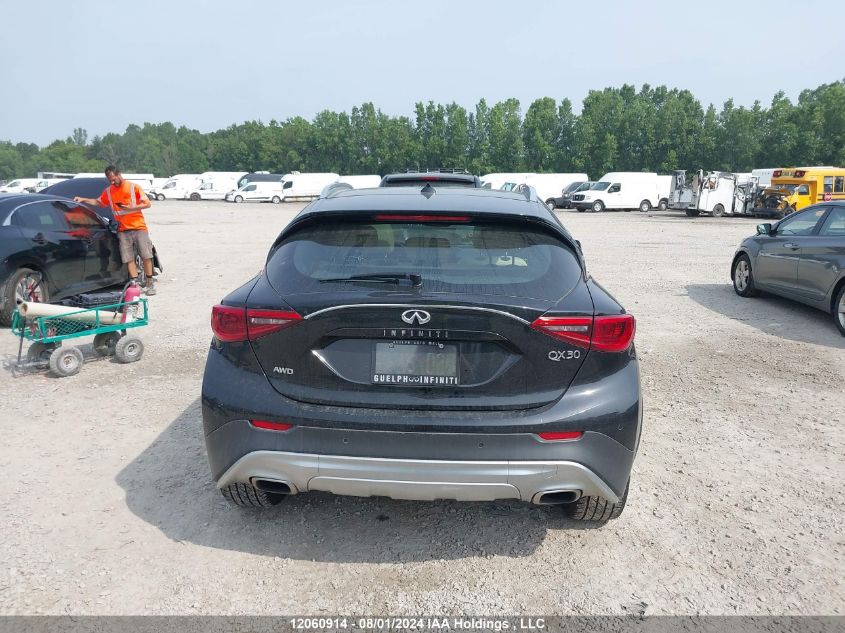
[421,183,435,199]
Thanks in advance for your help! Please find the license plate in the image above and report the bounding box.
[372,341,459,386]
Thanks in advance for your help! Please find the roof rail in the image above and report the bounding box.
[319,181,353,199]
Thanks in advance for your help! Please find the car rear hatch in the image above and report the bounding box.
[242,214,596,411]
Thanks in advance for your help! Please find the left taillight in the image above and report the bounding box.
[531,314,635,353]
[211,305,302,342]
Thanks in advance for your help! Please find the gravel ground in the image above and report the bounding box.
[0,201,842,616]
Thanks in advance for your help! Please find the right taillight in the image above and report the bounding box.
[531,314,635,353]
[211,305,302,342]
[591,315,636,352]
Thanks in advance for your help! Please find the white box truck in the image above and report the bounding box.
[278,172,340,201]
[668,170,749,217]
[480,173,536,190]
[338,175,381,189]
[572,172,662,212]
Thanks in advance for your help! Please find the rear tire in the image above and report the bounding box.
[2,267,47,326]
[49,346,84,377]
[591,200,604,213]
[27,342,57,364]
[545,199,557,210]
[833,284,845,337]
[712,204,725,217]
[563,481,628,523]
[221,482,285,508]
[115,336,144,363]
[639,200,651,212]
[658,199,668,211]
[93,332,121,357]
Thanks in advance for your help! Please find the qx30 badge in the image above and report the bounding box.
[401,309,431,325]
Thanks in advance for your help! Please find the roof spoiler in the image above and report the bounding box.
[319,181,353,199]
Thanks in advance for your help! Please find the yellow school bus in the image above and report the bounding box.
[762,167,845,215]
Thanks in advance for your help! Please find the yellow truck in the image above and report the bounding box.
[755,167,845,217]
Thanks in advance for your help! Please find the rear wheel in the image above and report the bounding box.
[562,481,628,523]
[712,204,725,217]
[93,332,121,356]
[49,346,84,377]
[221,482,285,508]
[834,284,845,337]
[545,199,557,210]
[115,336,144,363]
[732,254,759,298]
[658,199,668,211]
[639,200,651,212]
[1,267,47,326]
[27,342,57,364]
[591,200,604,213]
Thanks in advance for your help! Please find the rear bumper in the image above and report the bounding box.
[217,448,620,503]
[202,342,642,502]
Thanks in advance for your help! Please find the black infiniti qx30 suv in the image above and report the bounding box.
[202,185,642,523]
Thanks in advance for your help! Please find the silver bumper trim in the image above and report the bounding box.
[217,451,618,503]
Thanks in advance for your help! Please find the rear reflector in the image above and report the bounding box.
[537,431,583,441]
[250,420,294,432]
[531,314,635,352]
[211,305,302,342]
[374,214,470,222]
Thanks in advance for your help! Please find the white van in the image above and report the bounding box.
[225,181,285,203]
[338,175,381,189]
[524,173,589,206]
[278,172,339,201]
[572,172,662,212]
[185,172,248,201]
[0,178,40,193]
[150,174,201,200]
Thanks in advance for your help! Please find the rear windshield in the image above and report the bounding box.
[266,220,582,300]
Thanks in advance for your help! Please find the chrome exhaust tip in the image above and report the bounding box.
[533,490,581,505]
[252,478,293,495]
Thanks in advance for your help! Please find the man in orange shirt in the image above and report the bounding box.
[74,165,157,295]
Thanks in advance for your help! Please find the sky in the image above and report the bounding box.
[1,0,843,147]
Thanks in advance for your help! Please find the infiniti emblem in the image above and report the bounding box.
[401,309,431,325]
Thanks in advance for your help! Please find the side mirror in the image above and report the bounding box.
[756,223,772,236]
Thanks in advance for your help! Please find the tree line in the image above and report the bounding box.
[1,80,843,182]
